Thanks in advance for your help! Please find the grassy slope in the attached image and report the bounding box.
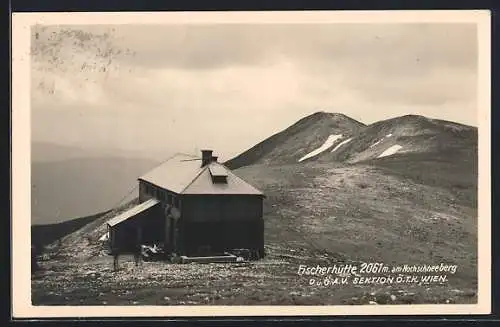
[237,161,477,285]
[32,155,477,305]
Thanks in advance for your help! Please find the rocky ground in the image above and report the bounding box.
[32,242,477,306]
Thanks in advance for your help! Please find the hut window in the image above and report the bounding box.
[212,175,227,184]
[173,196,179,208]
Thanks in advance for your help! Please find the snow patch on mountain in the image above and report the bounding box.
[298,134,343,162]
[369,139,383,148]
[369,133,394,149]
[378,145,403,158]
[331,137,353,153]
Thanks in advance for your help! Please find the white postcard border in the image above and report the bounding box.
[11,10,492,318]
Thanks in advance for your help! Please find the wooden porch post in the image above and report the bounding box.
[109,225,115,251]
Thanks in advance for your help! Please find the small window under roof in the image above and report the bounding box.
[208,165,228,184]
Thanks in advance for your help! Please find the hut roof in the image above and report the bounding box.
[138,153,264,196]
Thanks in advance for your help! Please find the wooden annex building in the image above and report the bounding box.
[106,150,266,259]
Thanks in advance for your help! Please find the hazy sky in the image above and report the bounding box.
[31,23,478,161]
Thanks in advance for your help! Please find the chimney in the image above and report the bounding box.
[201,150,213,167]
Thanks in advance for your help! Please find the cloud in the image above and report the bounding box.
[107,23,477,72]
[30,23,479,158]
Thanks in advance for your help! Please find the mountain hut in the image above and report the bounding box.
[106,150,265,259]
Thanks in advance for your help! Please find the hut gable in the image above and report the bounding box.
[182,163,262,195]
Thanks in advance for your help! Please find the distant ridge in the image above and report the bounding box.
[225,112,477,169]
[32,156,159,224]
[321,114,477,164]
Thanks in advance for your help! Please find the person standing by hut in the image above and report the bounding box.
[113,251,119,271]
[134,244,142,267]
[134,226,143,267]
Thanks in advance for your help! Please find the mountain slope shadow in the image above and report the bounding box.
[31,210,111,253]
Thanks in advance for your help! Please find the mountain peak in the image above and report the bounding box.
[224,111,365,169]
[305,111,334,120]
[378,114,475,132]
[371,114,433,128]
[399,114,429,121]
[310,111,351,118]
[306,111,365,126]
